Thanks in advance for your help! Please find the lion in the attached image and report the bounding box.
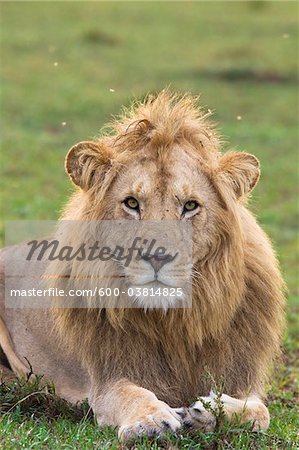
[0,91,285,442]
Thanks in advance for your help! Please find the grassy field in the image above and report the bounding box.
[1,1,298,449]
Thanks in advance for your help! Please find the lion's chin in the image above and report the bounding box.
[128,281,189,310]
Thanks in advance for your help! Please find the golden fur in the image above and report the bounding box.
[52,91,285,406]
[1,91,285,440]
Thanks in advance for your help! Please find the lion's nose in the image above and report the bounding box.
[141,253,176,273]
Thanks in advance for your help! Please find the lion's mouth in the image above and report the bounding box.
[130,280,175,288]
[122,265,191,288]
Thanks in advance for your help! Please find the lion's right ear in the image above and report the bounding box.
[216,152,260,199]
[65,141,112,190]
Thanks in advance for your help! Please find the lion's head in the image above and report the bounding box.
[60,92,259,313]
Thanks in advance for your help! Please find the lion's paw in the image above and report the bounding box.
[179,392,270,433]
[216,393,270,431]
[118,401,181,442]
[175,400,216,432]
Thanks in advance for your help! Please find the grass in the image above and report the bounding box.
[0,374,298,450]
[0,1,298,448]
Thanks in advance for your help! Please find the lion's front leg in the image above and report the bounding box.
[89,379,182,442]
[179,392,270,432]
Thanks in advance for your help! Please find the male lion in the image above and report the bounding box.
[0,92,285,442]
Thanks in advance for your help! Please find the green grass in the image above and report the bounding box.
[1,1,298,448]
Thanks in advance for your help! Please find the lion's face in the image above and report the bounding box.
[108,148,220,307]
[65,94,260,309]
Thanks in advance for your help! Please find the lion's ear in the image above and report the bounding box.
[217,152,260,198]
[65,141,112,190]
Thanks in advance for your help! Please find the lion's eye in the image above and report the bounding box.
[183,200,199,214]
[123,197,139,211]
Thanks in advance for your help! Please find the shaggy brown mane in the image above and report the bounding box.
[107,90,220,158]
[51,91,285,405]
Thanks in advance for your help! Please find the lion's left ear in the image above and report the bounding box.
[216,152,260,198]
[65,141,112,191]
